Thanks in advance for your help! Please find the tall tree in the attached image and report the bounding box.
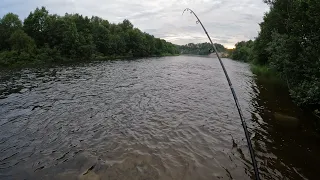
[1,6,180,67]
[179,42,226,55]
[232,0,320,106]
[0,13,22,51]
[9,29,36,54]
[23,7,49,47]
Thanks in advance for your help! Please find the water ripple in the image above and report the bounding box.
[0,56,319,180]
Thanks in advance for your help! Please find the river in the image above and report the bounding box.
[0,56,319,180]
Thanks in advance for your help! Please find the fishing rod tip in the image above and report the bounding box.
[182,9,187,15]
[182,8,190,15]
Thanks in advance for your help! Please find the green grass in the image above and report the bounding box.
[250,64,273,77]
[250,64,285,85]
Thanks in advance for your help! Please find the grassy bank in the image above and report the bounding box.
[249,64,284,83]
[250,64,273,77]
[250,62,320,129]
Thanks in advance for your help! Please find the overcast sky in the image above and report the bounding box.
[1,0,269,48]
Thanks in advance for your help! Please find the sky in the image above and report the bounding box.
[0,0,269,48]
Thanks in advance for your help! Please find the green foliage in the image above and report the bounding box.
[92,22,110,56]
[0,51,19,66]
[262,0,320,106]
[178,42,226,55]
[23,7,49,47]
[35,45,62,63]
[9,29,36,54]
[231,40,254,62]
[0,6,180,68]
[0,13,23,51]
[0,51,35,67]
[231,0,320,107]
[250,64,278,79]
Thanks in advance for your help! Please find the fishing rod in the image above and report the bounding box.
[182,8,260,180]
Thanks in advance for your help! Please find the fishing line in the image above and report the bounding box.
[182,8,260,180]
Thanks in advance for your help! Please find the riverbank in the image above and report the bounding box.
[250,63,320,130]
[229,0,320,111]
[249,64,282,82]
[93,53,180,61]
[0,53,180,69]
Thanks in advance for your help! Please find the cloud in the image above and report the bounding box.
[0,0,269,48]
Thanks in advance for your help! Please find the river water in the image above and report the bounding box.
[0,56,319,180]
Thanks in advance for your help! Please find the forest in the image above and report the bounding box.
[0,7,180,68]
[230,0,320,108]
[178,42,226,55]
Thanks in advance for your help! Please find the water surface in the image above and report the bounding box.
[0,56,319,179]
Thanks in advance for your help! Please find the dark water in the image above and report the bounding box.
[0,56,319,180]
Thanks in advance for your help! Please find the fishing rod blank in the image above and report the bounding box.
[182,8,260,180]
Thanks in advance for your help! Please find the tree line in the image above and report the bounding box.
[230,0,320,107]
[0,7,180,67]
[178,42,226,55]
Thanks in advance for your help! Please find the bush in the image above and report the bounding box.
[36,45,62,64]
[9,29,36,53]
[0,51,19,67]
[290,81,320,106]
[0,50,35,67]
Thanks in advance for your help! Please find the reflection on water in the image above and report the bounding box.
[251,78,320,180]
[0,56,319,180]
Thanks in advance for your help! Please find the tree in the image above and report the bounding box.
[1,6,180,67]
[128,28,145,57]
[23,7,49,47]
[232,40,254,62]
[0,13,22,51]
[231,0,320,106]
[57,18,80,58]
[44,14,63,48]
[9,29,36,53]
[119,19,133,31]
[178,42,226,55]
[92,23,110,55]
[144,34,156,55]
